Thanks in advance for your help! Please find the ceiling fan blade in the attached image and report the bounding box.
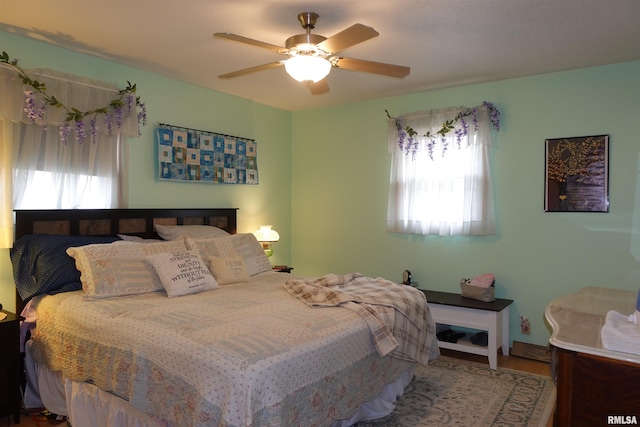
[316,24,379,54]
[218,61,284,79]
[213,33,287,54]
[309,78,330,95]
[333,57,410,78]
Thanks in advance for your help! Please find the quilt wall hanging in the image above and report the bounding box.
[157,123,258,184]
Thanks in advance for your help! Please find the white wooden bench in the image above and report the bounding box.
[422,290,513,369]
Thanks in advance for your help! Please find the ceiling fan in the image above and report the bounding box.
[213,12,410,95]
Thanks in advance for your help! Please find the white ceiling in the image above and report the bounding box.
[2,0,640,112]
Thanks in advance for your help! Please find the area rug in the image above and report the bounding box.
[357,356,556,427]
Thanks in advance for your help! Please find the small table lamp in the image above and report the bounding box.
[254,225,279,257]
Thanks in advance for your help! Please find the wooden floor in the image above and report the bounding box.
[1,349,554,427]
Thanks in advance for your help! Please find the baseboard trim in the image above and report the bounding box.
[511,341,551,363]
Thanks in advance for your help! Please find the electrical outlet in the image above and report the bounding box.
[519,315,530,335]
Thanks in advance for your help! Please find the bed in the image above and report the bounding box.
[11,208,439,427]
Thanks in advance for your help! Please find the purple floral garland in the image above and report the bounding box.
[1,51,147,144]
[386,101,501,159]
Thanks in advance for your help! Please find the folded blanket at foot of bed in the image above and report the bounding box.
[284,273,439,364]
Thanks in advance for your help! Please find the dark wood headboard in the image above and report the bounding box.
[13,208,238,312]
[14,208,238,240]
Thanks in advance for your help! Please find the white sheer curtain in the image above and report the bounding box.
[0,66,136,247]
[387,105,496,236]
[0,120,12,248]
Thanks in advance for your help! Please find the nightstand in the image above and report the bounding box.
[0,310,23,424]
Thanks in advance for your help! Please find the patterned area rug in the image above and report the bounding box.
[357,356,556,427]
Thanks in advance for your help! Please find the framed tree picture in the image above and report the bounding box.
[544,135,609,212]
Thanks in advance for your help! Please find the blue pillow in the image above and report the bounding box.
[11,234,121,302]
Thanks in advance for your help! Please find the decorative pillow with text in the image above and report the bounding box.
[147,251,218,297]
[208,256,250,285]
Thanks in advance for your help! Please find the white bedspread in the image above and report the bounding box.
[29,271,436,427]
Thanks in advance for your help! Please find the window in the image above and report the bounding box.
[387,105,497,236]
[0,66,140,247]
[11,121,124,210]
[14,169,117,209]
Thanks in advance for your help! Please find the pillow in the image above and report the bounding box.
[208,256,250,285]
[66,239,188,299]
[147,251,218,297]
[11,234,122,301]
[186,233,272,276]
[117,234,162,243]
[155,224,229,241]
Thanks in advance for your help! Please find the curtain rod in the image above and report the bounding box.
[30,70,119,92]
[0,63,118,93]
[158,123,254,142]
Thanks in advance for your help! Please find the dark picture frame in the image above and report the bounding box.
[544,135,609,212]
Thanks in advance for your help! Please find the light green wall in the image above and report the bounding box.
[3,30,640,349]
[0,32,292,312]
[291,61,640,346]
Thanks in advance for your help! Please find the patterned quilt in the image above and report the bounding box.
[29,272,437,427]
[157,124,258,184]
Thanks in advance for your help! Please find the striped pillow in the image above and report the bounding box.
[67,239,188,299]
[155,224,229,240]
[186,233,272,276]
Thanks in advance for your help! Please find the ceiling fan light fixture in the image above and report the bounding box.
[284,56,331,83]
[214,11,409,94]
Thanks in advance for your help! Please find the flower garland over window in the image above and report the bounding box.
[386,101,500,159]
[1,51,147,144]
